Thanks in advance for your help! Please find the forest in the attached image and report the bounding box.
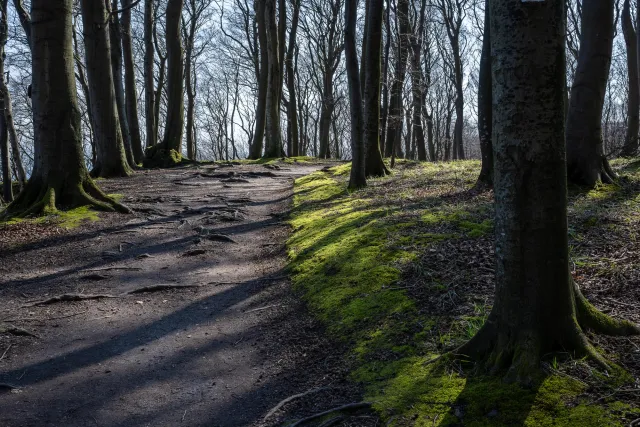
[1,0,640,426]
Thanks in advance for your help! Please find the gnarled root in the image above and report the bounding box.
[1,177,130,219]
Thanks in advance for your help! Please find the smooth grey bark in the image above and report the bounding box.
[409,0,427,161]
[160,0,185,153]
[363,0,389,177]
[264,0,282,158]
[475,0,492,188]
[121,0,144,163]
[345,0,365,189]
[379,1,391,156]
[286,0,301,157]
[80,0,132,178]
[11,0,30,48]
[3,0,128,218]
[109,2,136,168]
[384,0,410,159]
[622,0,638,157]
[250,0,268,159]
[566,0,616,186]
[184,1,198,160]
[457,0,639,382]
[144,0,156,147]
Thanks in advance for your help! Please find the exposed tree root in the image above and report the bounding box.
[125,284,202,294]
[289,402,372,427]
[1,177,130,219]
[454,280,640,383]
[263,387,327,421]
[0,323,39,338]
[23,294,118,307]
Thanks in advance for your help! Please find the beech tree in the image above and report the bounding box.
[457,0,639,382]
[80,0,132,178]
[363,0,389,177]
[621,0,638,158]
[264,0,283,158]
[566,0,617,186]
[345,0,365,189]
[2,0,127,217]
[144,0,156,148]
[475,0,492,188]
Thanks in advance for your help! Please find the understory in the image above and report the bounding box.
[287,159,640,426]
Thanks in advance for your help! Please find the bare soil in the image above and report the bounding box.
[0,162,371,427]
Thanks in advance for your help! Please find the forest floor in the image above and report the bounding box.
[0,160,374,427]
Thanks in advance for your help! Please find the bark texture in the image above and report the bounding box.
[81,0,132,178]
[121,0,144,163]
[250,0,268,159]
[457,0,639,382]
[144,0,156,147]
[363,0,389,177]
[263,0,282,158]
[566,0,616,186]
[3,0,128,218]
[622,0,639,158]
[475,0,492,188]
[345,0,365,189]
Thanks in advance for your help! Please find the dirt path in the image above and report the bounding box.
[0,162,366,426]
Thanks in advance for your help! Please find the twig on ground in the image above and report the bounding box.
[245,304,280,314]
[0,344,11,361]
[23,294,118,307]
[125,284,202,295]
[263,387,327,421]
[288,402,373,427]
[82,267,142,273]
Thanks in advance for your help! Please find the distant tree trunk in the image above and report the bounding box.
[410,0,427,161]
[121,0,144,163]
[0,102,10,202]
[264,0,282,158]
[476,0,492,188]
[345,0,365,189]
[379,2,391,156]
[1,0,25,186]
[286,0,301,157]
[3,0,128,218]
[566,0,616,186]
[12,0,31,48]
[160,0,185,154]
[109,2,136,168]
[184,2,197,160]
[250,0,268,159]
[457,0,639,383]
[364,0,390,177]
[318,77,335,159]
[81,0,132,178]
[622,0,638,157]
[385,0,409,159]
[144,0,156,147]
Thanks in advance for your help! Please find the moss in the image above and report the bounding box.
[142,145,182,168]
[288,160,639,427]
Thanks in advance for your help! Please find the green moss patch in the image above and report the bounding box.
[288,161,640,426]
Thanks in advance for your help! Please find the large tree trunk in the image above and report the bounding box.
[384,0,409,160]
[318,77,335,159]
[121,0,144,163]
[3,0,128,218]
[286,0,301,157]
[143,0,156,147]
[160,0,185,154]
[263,0,282,158]
[109,2,136,169]
[0,102,10,202]
[621,0,639,158]
[184,1,197,160]
[364,0,390,177]
[81,0,132,178]
[410,0,427,161]
[379,2,391,157]
[457,0,639,383]
[250,0,268,159]
[452,40,464,160]
[475,0,492,188]
[566,0,616,186]
[345,0,365,189]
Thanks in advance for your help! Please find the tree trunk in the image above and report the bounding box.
[409,0,427,162]
[385,0,409,160]
[121,0,144,163]
[453,40,464,160]
[264,0,282,158]
[318,77,335,159]
[12,0,30,48]
[364,0,390,177]
[3,0,128,218]
[0,103,10,202]
[109,2,136,169]
[476,0,492,188]
[345,0,366,189]
[379,2,391,157]
[81,0,132,178]
[250,0,268,159]
[143,0,156,147]
[160,0,185,154]
[457,0,639,383]
[184,3,197,161]
[286,0,301,157]
[622,0,638,158]
[566,0,616,186]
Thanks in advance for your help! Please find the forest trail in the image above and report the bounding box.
[0,162,361,427]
